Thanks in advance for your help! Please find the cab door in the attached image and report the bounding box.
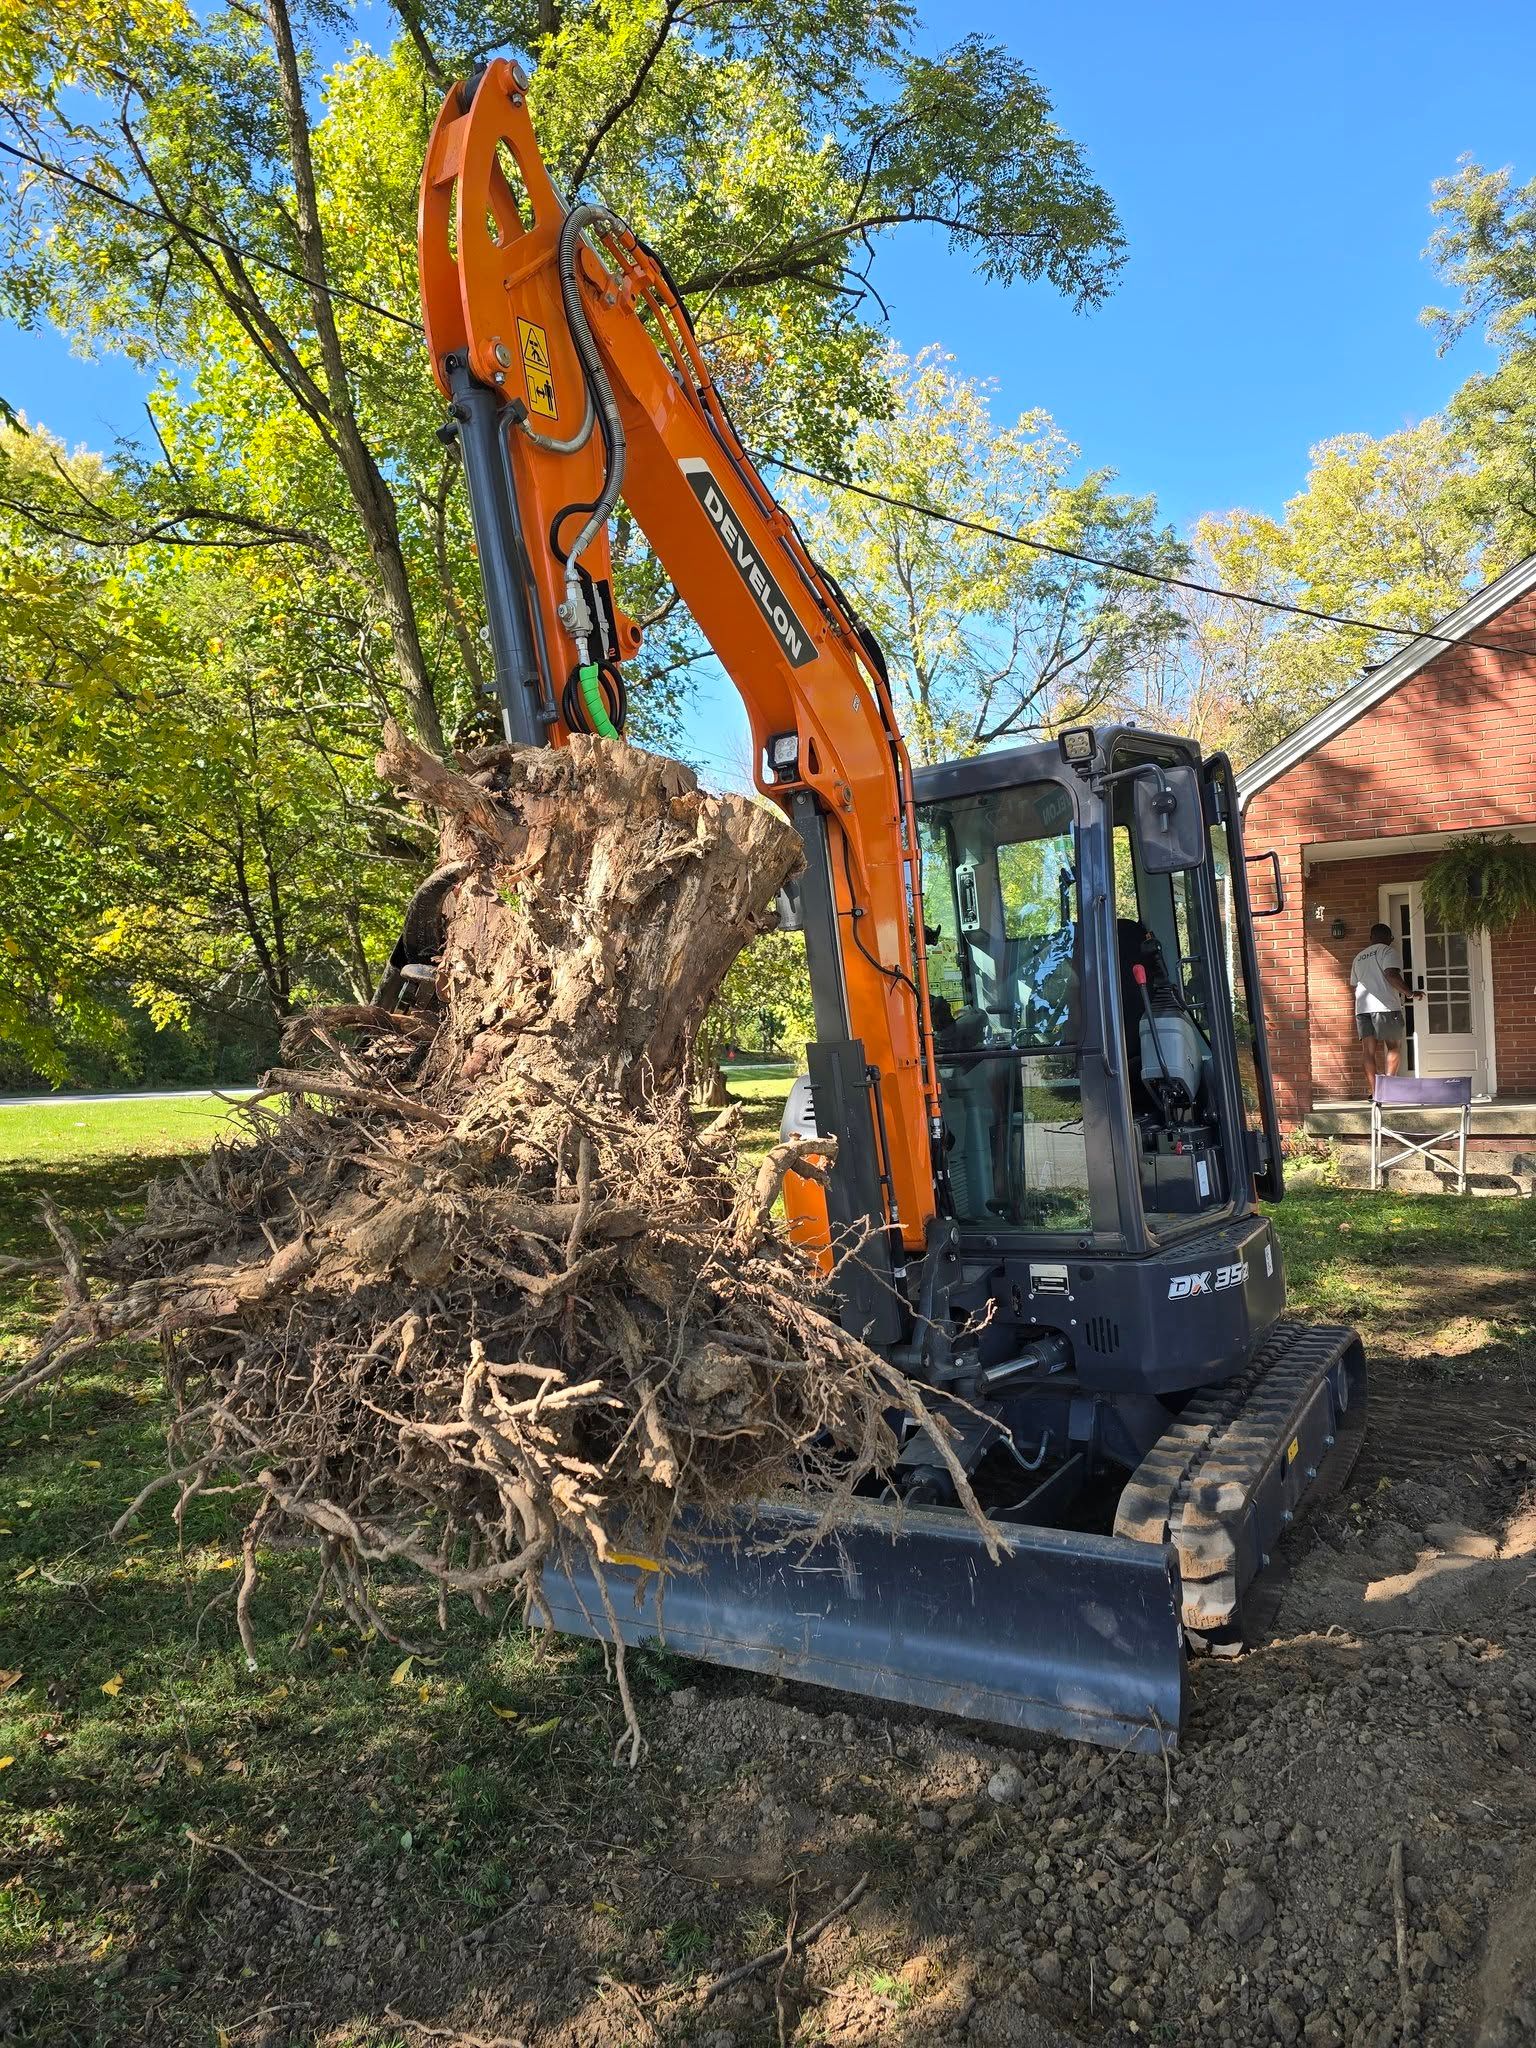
[1206,755,1283,1201]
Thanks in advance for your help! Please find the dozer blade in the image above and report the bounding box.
[541,1498,1187,1754]
[1116,1318,1367,1640]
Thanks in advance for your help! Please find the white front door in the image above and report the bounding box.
[1379,883,1495,1097]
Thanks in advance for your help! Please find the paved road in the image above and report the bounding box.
[0,1086,258,1109]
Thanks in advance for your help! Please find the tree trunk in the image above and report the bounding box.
[263,0,445,754]
[374,729,800,1105]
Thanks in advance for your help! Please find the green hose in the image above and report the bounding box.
[579,662,619,740]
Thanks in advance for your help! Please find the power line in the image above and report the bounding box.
[0,135,423,334]
[762,453,1536,660]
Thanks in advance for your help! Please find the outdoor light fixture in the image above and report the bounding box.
[1059,726,1095,772]
[1331,917,1348,939]
[766,732,799,783]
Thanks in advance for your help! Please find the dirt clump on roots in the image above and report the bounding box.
[4,729,980,1757]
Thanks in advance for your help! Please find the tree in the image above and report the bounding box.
[697,929,814,1086]
[1193,419,1497,763]
[0,4,1129,1076]
[795,347,1188,762]
[0,4,1125,749]
[0,425,413,1081]
[1425,158,1536,557]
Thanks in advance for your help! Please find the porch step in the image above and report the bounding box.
[1288,1149,1534,1197]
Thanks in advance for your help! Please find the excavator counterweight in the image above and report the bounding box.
[415,62,1367,1752]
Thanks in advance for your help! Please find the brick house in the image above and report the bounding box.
[1236,552,1536,1143]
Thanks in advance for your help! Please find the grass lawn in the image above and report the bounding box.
[0,1083,1532,2040]
[0,1093,244,1169]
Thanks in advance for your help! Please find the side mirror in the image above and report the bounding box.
[1132,763,1205,874]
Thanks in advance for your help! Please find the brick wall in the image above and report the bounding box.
[1243,585,1536,1122]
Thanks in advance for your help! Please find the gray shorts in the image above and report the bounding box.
[1357,1011,1404,1042]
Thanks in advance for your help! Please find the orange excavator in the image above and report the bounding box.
[415,61,1365,1751]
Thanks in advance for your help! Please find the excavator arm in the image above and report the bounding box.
[416,62,1206,1753]
[419,60,941,1266]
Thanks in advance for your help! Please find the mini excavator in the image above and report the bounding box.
[414,62,1366,1751]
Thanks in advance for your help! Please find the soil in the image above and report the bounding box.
[14,1370,1531,2048]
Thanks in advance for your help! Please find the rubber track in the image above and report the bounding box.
[1115,1318,1365,1635]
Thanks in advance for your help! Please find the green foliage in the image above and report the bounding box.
[1424,160,1536,559]
[1192,419,1499,765]
[796,347,1187,762]
[0,3,1125,1075]
[698,928,814,1067]
[1423,833,1536,935]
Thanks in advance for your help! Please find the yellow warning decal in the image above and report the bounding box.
[1287,1436,1301,1465]
[517,317,558,418]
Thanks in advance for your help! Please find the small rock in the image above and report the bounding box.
[917,1807,945,1832]
[987,1763,1026,1805]
[1217,1880,1271,1943]
[1302,2017,1343,2048]
[1436,1903,1472,1956]
[1034,1951,1063,1989]
[1268,1995,1301,2043]
[525,1876,551,1906]
[1190,1858,1223,1911]
[1164,1916,1192,1949]
[669,1686,699,1709]
[1493,1726,1520,1754]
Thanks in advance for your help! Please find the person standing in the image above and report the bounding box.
[1349,922,1412,1091]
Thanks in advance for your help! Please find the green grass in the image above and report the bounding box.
[1266,1183,1536,1379]
[0,1093,243,1168]
[1,1080,1531,2038]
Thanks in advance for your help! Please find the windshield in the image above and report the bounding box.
[917,780,1091,1233]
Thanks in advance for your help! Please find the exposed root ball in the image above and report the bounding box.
[6,730,978,1758]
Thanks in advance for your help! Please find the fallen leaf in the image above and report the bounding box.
[88,1935,113,1961]
[331,1646,348,1660]
[0,1671,21,1695]
[389,1656,414,1687]
[400,1829,413,1851]
[15,1501,32,1510]
[215,1557,237,1571]
[270,1684,290,1703]
[224,1756,246,1775]
[489,1705,520,1722]
[125,1534,151,1546]
[417,1682,431,1705]
[0,1757,14,1772]
[80,1460,101,1471]
[522,1717,561,1740]
[15,1566,37,1584]
[100,1673,124,1697]
[592,1900,616,1914]
[181,1753,204,1777]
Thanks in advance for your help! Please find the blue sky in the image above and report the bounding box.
[3,1,1532,776]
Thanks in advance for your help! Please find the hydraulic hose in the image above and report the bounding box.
[578,661,619,739]
[555,205,628,603]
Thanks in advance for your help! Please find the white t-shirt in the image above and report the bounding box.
[1350,941,1402,1015]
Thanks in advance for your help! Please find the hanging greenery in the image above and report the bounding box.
[1423,834,1536,934]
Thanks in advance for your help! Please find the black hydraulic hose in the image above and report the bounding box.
[555,205,628,581]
